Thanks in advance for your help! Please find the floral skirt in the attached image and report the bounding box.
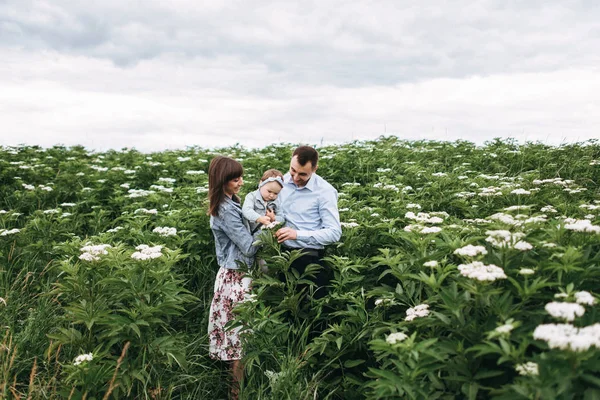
[208,267,251,361]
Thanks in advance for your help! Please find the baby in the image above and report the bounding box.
[242,169,285,233]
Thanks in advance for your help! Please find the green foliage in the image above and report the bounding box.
[1,137,600,398]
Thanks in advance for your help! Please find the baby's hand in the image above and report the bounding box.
[257,216,271,225]
[265,208,276,222]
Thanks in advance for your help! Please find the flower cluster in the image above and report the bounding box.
[515,362,539,376]
[386,332,408,344]
[374,298,396,307]
[405,211,444,224]
[533,323,600,352]
[453,244,487,257]
[405,304,430,321]
[574,291,596,305]
[563,219,600,233]
[73,353,93,366]
[0,228,20,236]
[135,208,158,215]
[79,244,111,262]
[131,245,163,260]
[127,189,156,198]
[518,268,535,275]
[544,302,585,321]
[153,226,177,237]
[457,261,507,282]
[485,230,532,250]
[404,225,442,234]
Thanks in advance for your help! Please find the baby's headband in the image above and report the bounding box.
[259,176,284,188]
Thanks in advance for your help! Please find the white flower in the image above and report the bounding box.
[79,252,99,262]
[261,221,282,230]
[375,298,395,307]
[80,244,111,255]
[341,222,359,228]
[518,268,535,275]
[74,353,93,366]
[106,226,124,233]
[131,245,163,260]
[420,226,442,234]
[405,304,430,321]
[423,260,438,268]
[150,185,173,193]
[511,188,531,195]
[177,156,191,162]
[458,261,507,282]
[158,177,176,184]
[545,302,585,321]
[453,245,488,257]
[43,209,59,214]
[135,208,158,215]
[186,170,205,175]
[515,362,539,376]
[533,323,600,352]
[574,291,596,305]
[377,168,392,173]
[153,226,177,237]
[406,203,421,209]
[127,189,156,198]
[0,228,20,236]
[386,332,408,344]
[60,202,77,207]
[485,230,527,249]
[564,219,600,233]
[504,205,531,211]
[22,183,35,190]
[540,205,558,213]
[513,241,533,251]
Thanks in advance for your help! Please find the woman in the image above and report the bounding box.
[207,156,259,398]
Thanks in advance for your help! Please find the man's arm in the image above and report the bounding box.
[295,189,341,246]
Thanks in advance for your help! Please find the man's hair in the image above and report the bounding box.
[292,146,319,168]
[260,169,284,183]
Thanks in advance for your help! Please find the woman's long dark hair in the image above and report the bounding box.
[208,156,244,217]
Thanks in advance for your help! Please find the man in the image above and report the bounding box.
[275,145,342,299]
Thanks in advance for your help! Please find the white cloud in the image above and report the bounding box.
[0,0,599,150]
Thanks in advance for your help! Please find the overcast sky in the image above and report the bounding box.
[1,0,599,151]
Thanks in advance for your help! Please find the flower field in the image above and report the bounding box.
[1,137,600,399]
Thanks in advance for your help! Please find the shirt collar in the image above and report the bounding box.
[284,172,317,191]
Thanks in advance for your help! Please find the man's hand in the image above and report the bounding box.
[265,208,276,222]
[275,227,297,243]
[257,216,271,225]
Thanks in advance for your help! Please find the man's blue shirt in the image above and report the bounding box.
[279,172,341,249]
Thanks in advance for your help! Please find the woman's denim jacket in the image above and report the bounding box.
[210,196,259,269]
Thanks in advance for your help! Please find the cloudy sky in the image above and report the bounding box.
[1,0,599,151]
